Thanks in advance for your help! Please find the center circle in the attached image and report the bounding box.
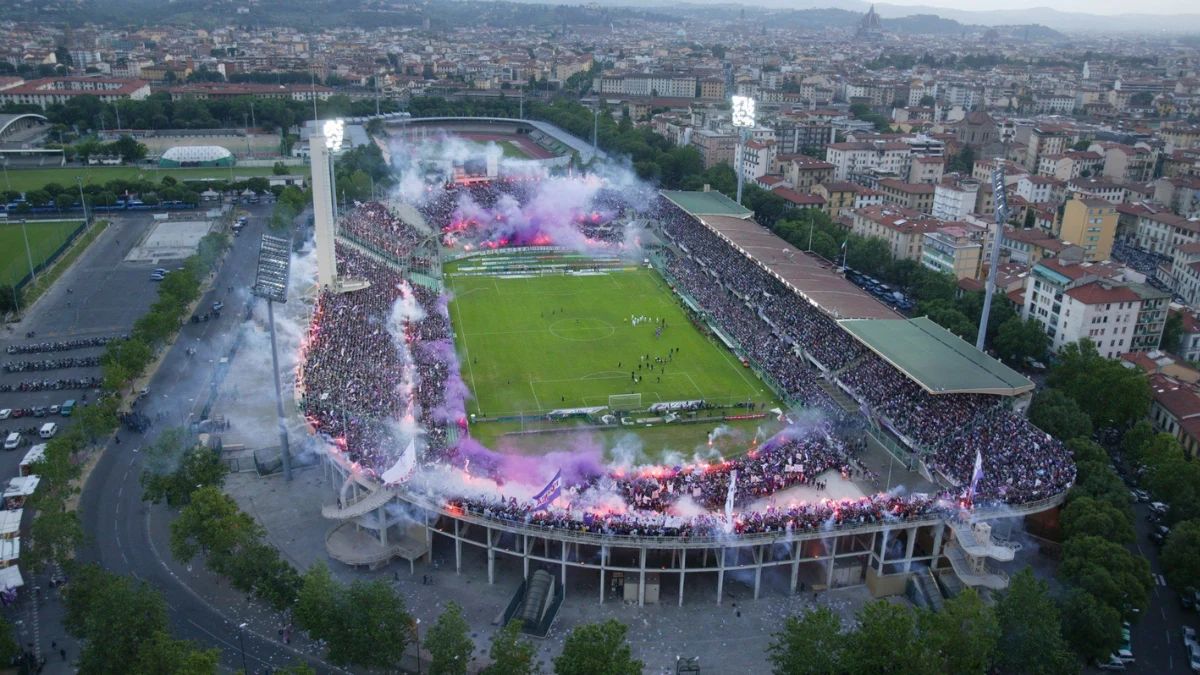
[549,318,615,341]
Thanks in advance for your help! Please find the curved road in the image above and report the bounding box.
[75,208,345,675]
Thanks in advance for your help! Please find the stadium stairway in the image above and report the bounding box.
[913,568,946,613]
[817,379,859,413]
[948,520,1022,562]
[321,486,394,520]
[944,543,1010,590]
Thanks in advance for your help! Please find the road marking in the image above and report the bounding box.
[1158,574,1168,586]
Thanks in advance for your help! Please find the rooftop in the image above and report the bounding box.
[839,316,1034,396]
[661,190,753,218]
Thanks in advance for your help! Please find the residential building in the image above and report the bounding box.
[741,140,777,182]
[1016,175,1057,204]
[1024,125,1069,172]
[824,141,910,182]
[774,120,835,155]
[782,156,835,190]
[1059,197,1118,261]
[0,77,150,108]
[1134,211,1200,256]
[774,188,827,211]
[908,156,944,185]
[693,129,738,169]
[813,182,860,217]
[850,206,940,261]
[922,224,985,280]
[1036,151,1104,181]
[1154,176,1200,219]
[877,179,936,212]
[1001,226,1073,267]
[932,180,980,221]
[1092,142,1155,183]
[1146,374,1200,457]
[1163,242,1200,307]
[165,82,335,101]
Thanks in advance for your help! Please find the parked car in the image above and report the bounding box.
[48,405,60,415]
[1151,501,1169,515]
[1134,490,1150,502]
[1097,657,1126,671]
[1184,625,1197,648]
[0,409,10,420]
[31,406,46,418]
[150,273,165,281]
[212,301,224,312]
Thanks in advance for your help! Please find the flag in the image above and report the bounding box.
[967,450,984,503]
[382,440,417,484]
[531,470,562,511]
[724,470,738,531]
[841,239,847,252]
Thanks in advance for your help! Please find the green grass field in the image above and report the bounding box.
[0,220,83,286]
[2,165,310,193]
[449,268,778,417]
[500,141,530,159]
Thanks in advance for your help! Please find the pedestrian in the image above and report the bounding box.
[60,649,66,661]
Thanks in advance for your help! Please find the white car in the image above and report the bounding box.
[1098,656,1127,671]
[1185,626,1197,649]
[1190,642,1200,673]
[0,409,10,420]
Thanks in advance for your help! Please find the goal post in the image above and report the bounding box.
[608,393,642,410]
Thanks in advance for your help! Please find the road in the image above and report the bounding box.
[1,204,338,672]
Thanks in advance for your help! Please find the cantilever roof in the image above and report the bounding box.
[660,190,753,218]
[839,316,1034,396]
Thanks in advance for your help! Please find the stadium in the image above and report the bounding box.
[297,116,1073,620]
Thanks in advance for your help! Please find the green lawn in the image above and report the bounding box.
[1,165,310,193]
[500,141,531,159]
[449,268,778,417]
[0,220,83,286]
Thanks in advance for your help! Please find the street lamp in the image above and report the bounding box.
[252,234,294,481]
[236,622,249,675]
[19,218,36,285]
[76,176,90,232]
[412,618,423,675]
[731,95,756,206]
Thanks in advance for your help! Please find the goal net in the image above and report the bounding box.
[608,393,642,410]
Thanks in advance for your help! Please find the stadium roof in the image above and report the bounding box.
[838,316,1034,396]
[661,190,753,218]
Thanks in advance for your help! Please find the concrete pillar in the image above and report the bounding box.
[703,547,709,567]
[423,511,432,563]
[679,548,687,608]
[878,529,889,574]
[753,545,763,600]
[487,527,495,585]
[638,547,647,607]
[561,543,568,598]
[903,526,917,573]
[599,549,606,605]
[454,520,462,574]
[523,534,530,580]
[930,523,944,571]
[378,505,388,547]
[825,536,838,588]
[716,547,726,606]
[790,543,801,594]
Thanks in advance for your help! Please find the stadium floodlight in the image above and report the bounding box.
[731,96,756,128]
[731,96,756,205]
[253,234,294,481]
[323,118,345,151]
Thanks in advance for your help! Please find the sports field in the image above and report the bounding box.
[449,268,778,417]
[0,220,84,286]
[1,165,310,193]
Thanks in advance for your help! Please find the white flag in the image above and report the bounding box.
[382,440,417,484]
[724,470,738,532]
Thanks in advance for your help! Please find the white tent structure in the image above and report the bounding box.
[159,145,235,168]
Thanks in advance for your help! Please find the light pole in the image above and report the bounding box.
[323,119,344,221]
[236,623,249,675]
[2,159,8,190]
[76,176,89,232]
[19,219,36,284]
[252,235,294,481]
[413,618,423,675]
[731,96,756,206]
[975,121,1016,353]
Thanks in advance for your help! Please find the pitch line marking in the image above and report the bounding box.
[528,380,543,411]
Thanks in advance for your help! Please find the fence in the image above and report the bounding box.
[5,219,88,291]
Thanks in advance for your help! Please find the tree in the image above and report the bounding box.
[919,588,998,675]
[1162,311,1185,354]
[338,579,413,668]
[919,94,936,106]
[766,605,845,675]
[915,299,976,340]
[484,620,541,675]
[842,601,938,675]
[25,502,86,572]
[132,631,221,675]
[1071,140,1092,151]
[994,567,1079,675]
[76,394,118,446]
[1060,535,1153,619]
[0,618,21,665]
[1060,590,1123,664]
[168,486,262,575]
[140,430,228,507]
[993,316,1050,365]
[294,562,340,646]
[949,145,975,173]
[1061,495,1134,543]
[1162,519,1200,592]
[0,285,20,315]
[1048,338,1151,428]
[1122,420,1156,461]
[553,620,643,675]
[159,268,201,306]
[112,135,148,163]
[1028,388,1093,442]
[63,565,170,675]
[226,540,302,611]
[427,601,474,675]
[273,161,290,175]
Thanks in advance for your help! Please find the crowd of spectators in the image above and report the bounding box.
[300,192,1076,541]
[338,202,424,262]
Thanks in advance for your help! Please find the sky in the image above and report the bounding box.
[872,0,1191,15]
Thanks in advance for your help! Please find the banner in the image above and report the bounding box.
[382,440,417,485]
[967,450,984,504]
[532,469,562,511]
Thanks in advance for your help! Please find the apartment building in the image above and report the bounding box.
[1024,125,1069,172]
[741,140,777,182]
[813,182,860,217]
[781,156,835,190]
[1091,142,1155,183]
[692,129,738,169]
[908,156,944,185]
[824,141,910,181]
[877,179,936,212]
[1016,175,1057,204]
[1135,210,1200,257]
[1022,257,1168,355]
[1059,198,1118,261]
[922,224,985,280]
[850,206,941,261]
[932,179,981,221]
[598,72,697,98]
[0,77,150,108]
[1036,151,1104,181]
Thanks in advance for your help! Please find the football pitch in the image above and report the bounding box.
[448,268,778,417]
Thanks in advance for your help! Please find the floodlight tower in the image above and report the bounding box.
[252,234,294,482]
[731,95,756,206]
[975,121,1017,352]
[311,121,340,291]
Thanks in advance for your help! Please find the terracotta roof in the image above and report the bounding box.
[1149,374,1200,420]
[878,179,936,194]
[1064,282,1141,304]
[775,188,826,206]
